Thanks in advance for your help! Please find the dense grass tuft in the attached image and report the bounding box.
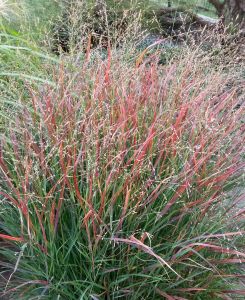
[0,48,244,299]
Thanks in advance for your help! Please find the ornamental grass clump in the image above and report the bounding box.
[0,51,244,299]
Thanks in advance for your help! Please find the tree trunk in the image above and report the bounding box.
[209,0,245,30]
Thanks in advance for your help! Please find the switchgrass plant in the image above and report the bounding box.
[51,0,153,55]
[0,45,244,299]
